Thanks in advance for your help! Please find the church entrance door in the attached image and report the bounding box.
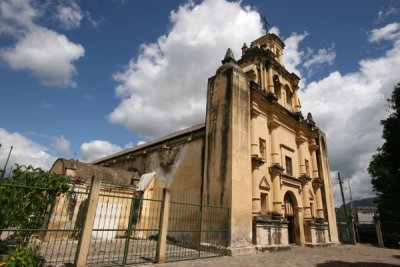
[284,192,296,244]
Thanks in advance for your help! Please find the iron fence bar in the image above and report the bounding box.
[167,229,229,233]
[122,194,137,266]
[0,228,81,232]
[98,193,163,202]
[91,228,160,231]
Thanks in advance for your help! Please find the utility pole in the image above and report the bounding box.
[1,146,13,180]
[348,179,360,242]
[348,179,354,218]
[338,172,348,219]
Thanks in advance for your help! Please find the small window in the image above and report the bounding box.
[305,159,310,176]
[285,156,292,176]
[259,138,266,159]
[261,193,268,215]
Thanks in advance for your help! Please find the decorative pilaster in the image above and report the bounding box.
[269,165,284,216]
[300,176,312,219]
[309,140,319,179]
[293,84,301,113]
[250,109,260,157]
[268,120,280,165]
[313,178,325,219]
[298,135,312,219]
[267,63,274,94]
[296,136,307,176]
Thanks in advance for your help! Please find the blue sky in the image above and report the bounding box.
[1,0,400,204]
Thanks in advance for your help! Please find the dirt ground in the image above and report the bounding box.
[150,244,400,267]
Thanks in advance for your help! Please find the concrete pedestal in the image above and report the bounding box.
[253,216,290,251]
[304,219,330,247]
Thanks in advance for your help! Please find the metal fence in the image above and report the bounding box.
[0,182,90,266]
[0,179,230,266]
[355,221,377,245]
[336,221,352,244]
[165,197,229,262]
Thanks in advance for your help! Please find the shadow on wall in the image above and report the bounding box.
[317,261,399,267]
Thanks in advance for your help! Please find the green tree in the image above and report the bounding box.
[0,165,70,241]
[368,82,400,221]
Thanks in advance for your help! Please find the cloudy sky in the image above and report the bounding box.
[1,0,399,205]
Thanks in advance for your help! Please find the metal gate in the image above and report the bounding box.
[1,180,229,266]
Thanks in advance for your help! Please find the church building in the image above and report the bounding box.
[91,33,339,252]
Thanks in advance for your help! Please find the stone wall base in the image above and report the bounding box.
[226,246,255,256]
[253,216,289,247]
[304,219,330,246]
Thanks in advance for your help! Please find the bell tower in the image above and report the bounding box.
[239,33,301,114]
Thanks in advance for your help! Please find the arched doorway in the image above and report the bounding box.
[284,192,297,244]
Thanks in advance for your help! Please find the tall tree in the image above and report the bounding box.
[368,82,400,221]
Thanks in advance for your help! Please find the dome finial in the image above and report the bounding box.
[221,48,236,64]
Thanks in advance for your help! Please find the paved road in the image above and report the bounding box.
[150,244,400,267]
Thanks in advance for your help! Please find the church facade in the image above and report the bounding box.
[92,33,339,252]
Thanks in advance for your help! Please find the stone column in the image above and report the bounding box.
[309,141,324,219]
[314,183,324,219]
[268,120,280,165]
[297,136,311,219]
[293,85,301,113]
[296,137,307,176]
[269,119,283,216]
[270,166,283,216]
[309,141,319,179]
[267,63,274,94]
[250,109,260,157]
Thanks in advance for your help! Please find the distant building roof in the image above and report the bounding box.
[90,123,205,164]
[50,158,138,185]
[356,206,377,211]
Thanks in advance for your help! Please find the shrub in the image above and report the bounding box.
[3,246,44,267]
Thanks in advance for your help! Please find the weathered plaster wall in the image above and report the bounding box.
[203,60,253,250]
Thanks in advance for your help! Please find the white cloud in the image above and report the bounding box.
[282,31,309,75]
[54,135,70,155]
[0,0,85,87]
[369,22,400,42]
[109,0,264,138]
[0,0,37,34]
[80,140,122,163]
[303,45,336,69]
[376,3,399,23]
[1,27,84,86]
[56,2,83,30]
[0,128,56,172]
[268,26,279,36]
[300,22,400,204]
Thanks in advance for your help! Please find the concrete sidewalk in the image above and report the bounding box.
[150,244,400,267]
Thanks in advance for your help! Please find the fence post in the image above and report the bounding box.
[348,215,357,245]
[374,216,384,248]
[75,176,101,267]
[156,188,170,263]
